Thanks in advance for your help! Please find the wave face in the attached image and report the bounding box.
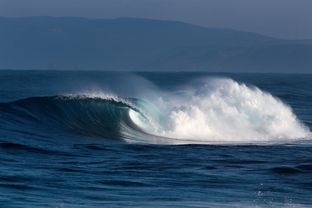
[0,94,147,141]
[0,78,310,144]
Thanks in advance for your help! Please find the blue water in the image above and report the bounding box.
[0,71,311,207]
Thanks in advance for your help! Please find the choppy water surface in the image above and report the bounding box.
[0,71,311,207]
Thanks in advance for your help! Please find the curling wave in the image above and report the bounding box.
[0,78,310,144]
[0,94,151,142]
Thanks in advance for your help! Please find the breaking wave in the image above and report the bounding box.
[0,78,310,144]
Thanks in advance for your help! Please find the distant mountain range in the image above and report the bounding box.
[0,16,311,72]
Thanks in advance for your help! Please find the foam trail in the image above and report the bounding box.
[130,78,311,144]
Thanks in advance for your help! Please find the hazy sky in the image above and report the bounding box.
[0,0,311,39]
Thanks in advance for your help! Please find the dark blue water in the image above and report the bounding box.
[0,71,311,207]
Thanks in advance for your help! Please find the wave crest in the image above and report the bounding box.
[1,78,310,144]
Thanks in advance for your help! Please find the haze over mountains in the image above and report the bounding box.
[0,16,311,72]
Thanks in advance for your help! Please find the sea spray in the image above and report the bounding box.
[129,78,311,144]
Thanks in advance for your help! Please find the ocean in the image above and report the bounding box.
[0,71,311,207]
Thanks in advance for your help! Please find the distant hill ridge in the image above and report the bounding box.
[0,16,311,72]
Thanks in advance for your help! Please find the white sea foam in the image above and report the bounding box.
[64,91,121,101]
[130,78,311,144]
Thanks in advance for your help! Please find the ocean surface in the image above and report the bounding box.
[0,71,311,208]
